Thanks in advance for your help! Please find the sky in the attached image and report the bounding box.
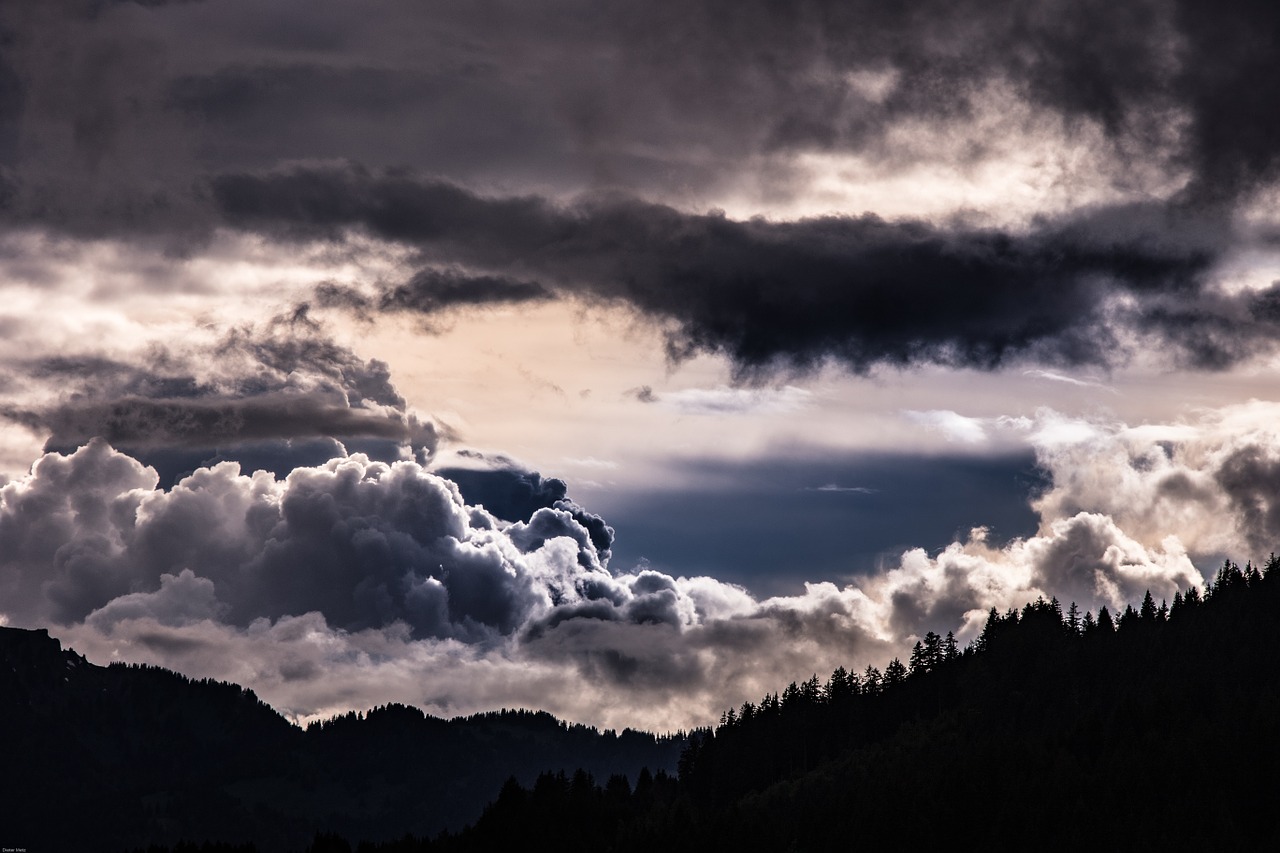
[2,0,1280,732]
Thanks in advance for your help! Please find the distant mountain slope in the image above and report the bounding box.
[0,627,683,853]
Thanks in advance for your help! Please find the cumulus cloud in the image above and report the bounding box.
[0,441,600,637]
[0,437,1214,731]
[85,569,226,632]
[432,450,615,561]
[1027,401,1280,558]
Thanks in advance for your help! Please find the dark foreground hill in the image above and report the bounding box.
[0,627,683,853]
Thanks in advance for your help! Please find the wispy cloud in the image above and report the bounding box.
[904,409,988,444]
[562,456,620,470]
[805,484,877,494]
[1022,369,1117,392]
[654,385,813,416]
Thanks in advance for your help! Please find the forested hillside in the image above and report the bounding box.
[418,557,1280,853]
[0,629,683,853]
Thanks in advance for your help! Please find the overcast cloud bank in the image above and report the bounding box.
[5,1,1280,380]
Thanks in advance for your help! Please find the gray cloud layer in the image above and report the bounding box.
[6,0,1278,204]
[1,0,1279,377]
[0,321,437,485]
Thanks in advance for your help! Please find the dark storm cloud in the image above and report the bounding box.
[0,54,22,163]
[218,164,1228,375]
[105,1,208,8]
[159,0,1280,203]
[0,0,1278,376]
[3,0,1279,225]
[314,269,552,319]
[166,64,421,123]
[1128,281,1280,370]
[1172,0,1280,204]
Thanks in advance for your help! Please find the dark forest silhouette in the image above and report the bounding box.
[5,557,1280,852]
[0,632,682,852]
[403,557,1279,852]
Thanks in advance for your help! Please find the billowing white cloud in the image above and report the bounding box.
[1028,401,1280,558]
